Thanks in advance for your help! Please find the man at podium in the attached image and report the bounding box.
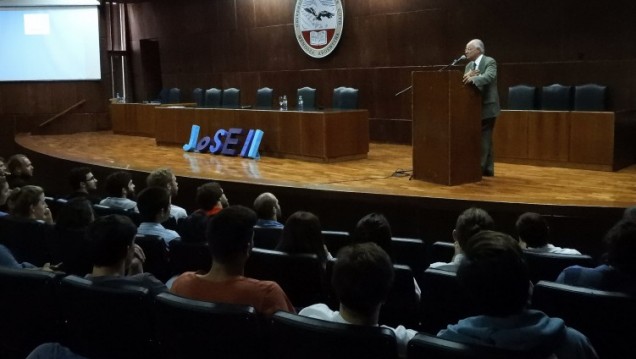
[462,39,500,177]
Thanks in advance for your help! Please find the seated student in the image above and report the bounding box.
[7,185,54,225]
[66,167,101,204]
[178,182,226,243]
[0,156,8,176]
[516,212,581,255]
[253,192,284,228]
[0,175,9,216]
[136,186,180,245]
[5,154,34,188]
[276,211,332,266]
[557,219,636,295]
[300,243,417,359]
[146,168,187,220]
[429,207,494,272]
[171,205,295,316]
[438,230,598,359]
[85,214,167,296]
[99,171,138,212]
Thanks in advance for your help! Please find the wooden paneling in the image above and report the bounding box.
[527,112,570,162]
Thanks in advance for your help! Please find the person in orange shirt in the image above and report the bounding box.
[171,205,295,316]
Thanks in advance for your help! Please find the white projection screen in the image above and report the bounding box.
[0,1,101,81]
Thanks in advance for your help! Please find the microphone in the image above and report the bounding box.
[451,55,467,66]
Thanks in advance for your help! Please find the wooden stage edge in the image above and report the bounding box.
[15,131,636,211]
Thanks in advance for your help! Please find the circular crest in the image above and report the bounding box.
[294,0,344,58]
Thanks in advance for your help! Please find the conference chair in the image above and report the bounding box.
[532,280,636,359]
[407,332,552,359]
[418,268,477,334]
[58,275,156,359]
[540,83,572,110]
[134,234,171,282]
[204,87,222,108]
[256,87,274,108]
[167,239,211,276]
[573,83,607,111]
[153,292,262,359]
[167,87,181,103]
[245,248,326,307]
[332,86,359,109]
[297,86,317,110]
[253,226,283,249]
[192,87,204,107]
[222,87,241,108]
[270,311,399,359]
[157,88,170,103]
[522,250,594,283]
[0,267,63,358]
[507,84,537,110]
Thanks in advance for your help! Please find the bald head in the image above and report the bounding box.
[465,39,485,61]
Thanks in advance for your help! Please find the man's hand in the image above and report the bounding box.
[463,69,480,84]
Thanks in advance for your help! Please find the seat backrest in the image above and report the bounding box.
[92,204,142,225]
[532,280,636,359]
[153,292,261,359]
[573,83,607,111]
[256,87,274,108]
[507,84,537,110]
[50,227,92,276]
[419,268,477,334]
[58,275,155,359]
[167,239,211,276]
[253,226,283,249]
[333,86,359,109]
[429,241,455,264]
[222,87,241,108]
[134,235,171,282]
[297,86,317,110]
[522,250,594,283]
[0,215,54,266]
[192,87,204,107]
[204,88,222,108]
[245,248,326,307]
[540,84,572,110]
[407,332,551,359]
[392,236,427,275]
[0,267,63,357]
[322,230,351,255]
[270,311,398,359]
[167,87,181,103]
[380,264,420,328]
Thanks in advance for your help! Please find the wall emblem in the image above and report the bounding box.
[294,0,344,58]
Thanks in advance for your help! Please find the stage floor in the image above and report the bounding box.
[15,131,636,209]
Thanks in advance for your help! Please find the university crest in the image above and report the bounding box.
[294,0,344,58]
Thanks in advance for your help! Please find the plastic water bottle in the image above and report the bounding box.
[298,95,304,111]
[282,95,288,111]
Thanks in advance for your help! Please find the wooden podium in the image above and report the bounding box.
[411,70,482,185]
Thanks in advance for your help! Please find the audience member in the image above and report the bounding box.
[99,171,138,212]
[67,167,101,204]
[300,243,417,358]
[171,205,295,316]
[429,207,494,272]
[276,211,332,265]
[10,185,53,224]
[6,154,34,188]
[438,230,598,359]
[85,214,167,295]
[178,181,225,243]
[253,192,284,228]
[0,156,8,175]
[136,186,180,245]
[516,212,581,254]
[146,168,187,220]
[0,176,9,216]
[557,219,636,295]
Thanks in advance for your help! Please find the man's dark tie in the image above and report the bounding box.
[473,62,477,70]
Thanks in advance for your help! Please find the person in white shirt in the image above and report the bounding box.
[136,186,180,245]
[516,212,582,255]
[299,242,416,358]
[146,168,187,220]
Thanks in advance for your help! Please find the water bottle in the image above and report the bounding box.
[298,95,304,111]
[115,92,121,103]
[282,95,288,111]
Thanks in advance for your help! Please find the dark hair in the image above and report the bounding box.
[87,214,137,267]
[604,219,636,275]
[457,230,529,317]
[55,197,95,230]
[137,186,171,222]
[146,168,173,188]
[515,212,550,248]
[6,154,27,174]
[196,182,223,211]
[351,213,393,258]
[332,243,394,317]
[277,211,327,262]
[103,171,132,197]
[69,167,92,191]
[455,207,494,248]
[206,205,257,263]
[253,192,278,220]
[11,185,44,218]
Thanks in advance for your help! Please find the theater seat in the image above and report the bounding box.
[168,239,211,276]
[134,234,171,282]
[522,250,594,283]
